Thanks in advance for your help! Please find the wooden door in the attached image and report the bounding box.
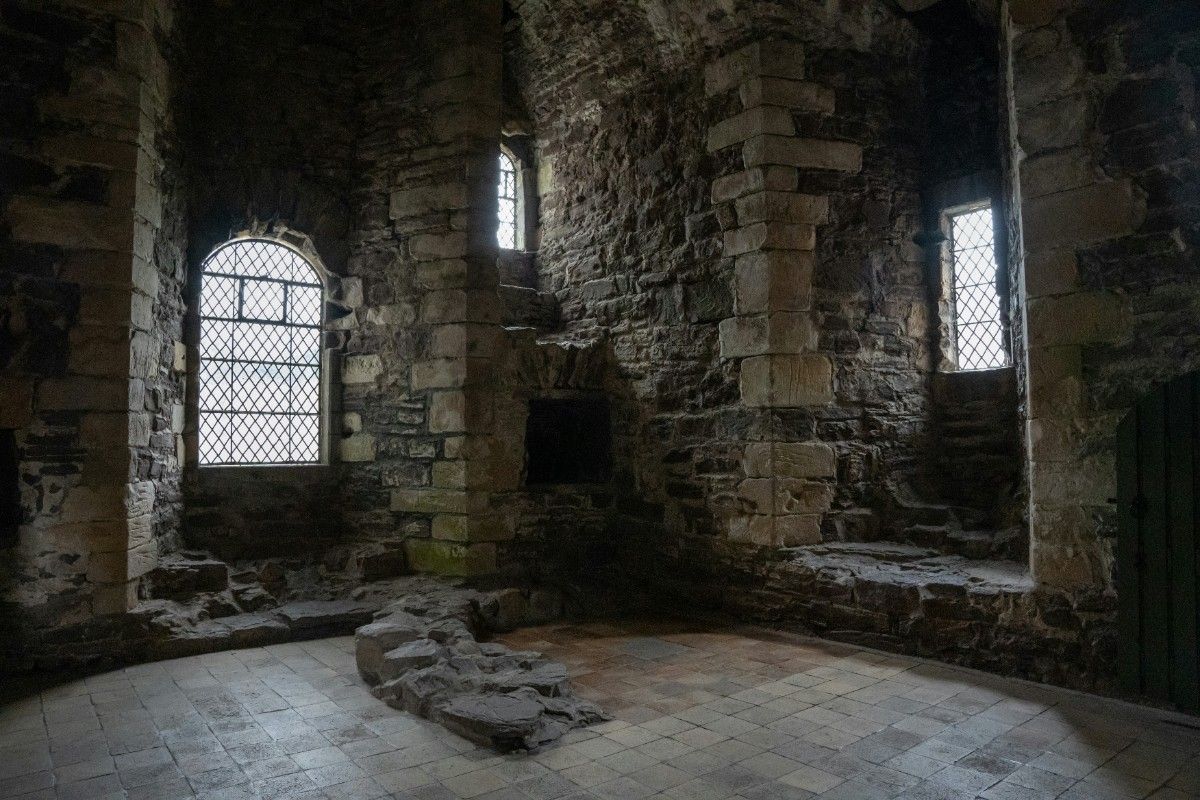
[1117,371,1200,713]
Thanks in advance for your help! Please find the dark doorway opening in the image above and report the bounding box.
[525,398,611,485]
[1,430,19,547]
[1117,370,1200,714]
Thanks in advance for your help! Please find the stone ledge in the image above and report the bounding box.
[681,540,1116,693]
[786,542,1035,594]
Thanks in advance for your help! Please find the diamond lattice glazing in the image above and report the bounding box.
[951,207,1008,371]
[198,240,323,465]
[498,152,518,249]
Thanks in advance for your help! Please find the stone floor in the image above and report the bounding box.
[1,620,1198,800]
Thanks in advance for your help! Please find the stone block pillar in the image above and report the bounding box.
[4,0,177,617]
[381,0,508,577]
[704,41,858,547]
[1009,5,1144,590]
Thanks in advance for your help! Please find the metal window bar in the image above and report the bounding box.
[198,239,323,465]
[498,152,518,249]
[950,207,1008,371]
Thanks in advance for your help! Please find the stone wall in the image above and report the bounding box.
[1012,0,1200,592]
[0,0,184,649]
[177,0,511,578]
[178,0,358,557]
[352,0,505,577]
[4,0,1199,708]
[504,1,965,572]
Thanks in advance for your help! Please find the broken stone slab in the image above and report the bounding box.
[377,638,445,683]
[484,662,571,697]
[145,617,233,660]
[437,691,545,750]
[354,546,407,581]
[273,600,375,636]
[389,656,486,716]
[356,618,425,683]
[436,687,609,752]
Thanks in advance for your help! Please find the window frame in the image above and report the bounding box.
[498,144,524,251]
[195,236,330,468]
[940,201,1010,373]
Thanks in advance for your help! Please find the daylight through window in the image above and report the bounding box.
[949,207,1007,371]
[497,151,518,249]
[198,239,323,465]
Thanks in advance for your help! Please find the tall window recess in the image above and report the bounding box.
[948,205,1008,371]
[197,239,324,465]
[497,148,521,250]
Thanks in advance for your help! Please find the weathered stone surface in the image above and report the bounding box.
[342,354,383,385]
[706,107,795,152]
[222,614,290,647]
[705,40,806,97]
[5,0,1186,714]
[356,619,425,683]
[1022,180,1144,252]
[742,136,863,172]
[437,691,544,749]
[739,78,834,113]
[377,638,445,682]
[273,600,375,635]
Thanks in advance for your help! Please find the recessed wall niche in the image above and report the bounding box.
[524,398,612,485]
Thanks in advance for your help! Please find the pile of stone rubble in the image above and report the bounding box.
[355,582,607,752]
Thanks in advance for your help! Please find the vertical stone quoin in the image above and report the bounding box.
[2,0,182,623]
[381,0,507,577]
[1008,0,1150,592]
[705,40,854,548]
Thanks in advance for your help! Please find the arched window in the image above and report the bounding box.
[497,149,520,250]
[197,239,324,465]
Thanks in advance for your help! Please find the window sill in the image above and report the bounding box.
[942,365,1014,375]
[197,463,332,483]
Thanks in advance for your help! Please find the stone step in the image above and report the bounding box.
[135,599,381,662]
[141,554,229,600]
[272,600,376,636]
[900,524,1025,561]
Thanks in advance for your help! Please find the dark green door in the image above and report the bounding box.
[1117,371,1200,713]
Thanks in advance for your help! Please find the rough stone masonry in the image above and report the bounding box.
[1,0,1199,722]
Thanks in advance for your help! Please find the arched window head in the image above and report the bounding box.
[198,239,324,465]
[497,149,520,250]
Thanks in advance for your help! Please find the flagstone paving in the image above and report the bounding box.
[1,619,1197,799]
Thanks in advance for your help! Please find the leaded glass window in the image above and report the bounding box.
[198,239,323,465]
[949,206,1008,371]
[497,151,518,249]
